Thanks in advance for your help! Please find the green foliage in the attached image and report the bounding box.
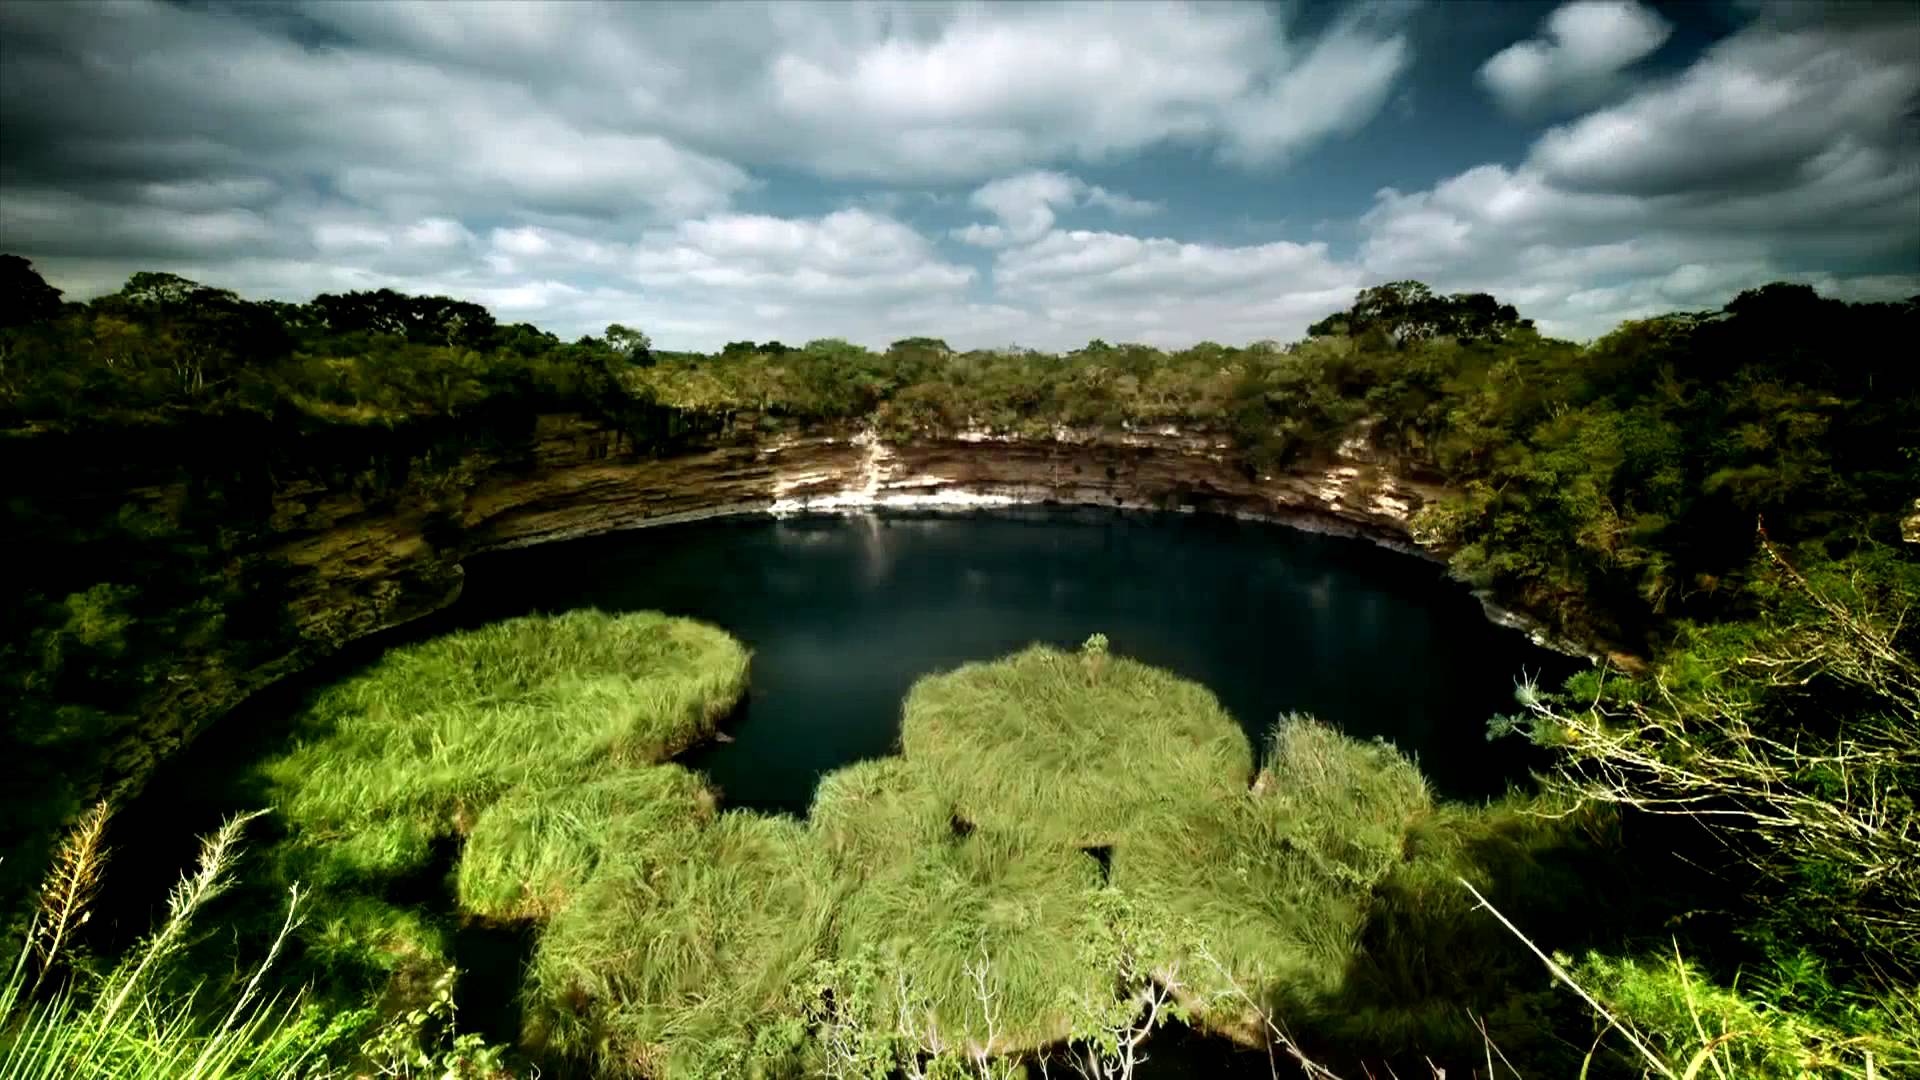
[357,966,512,1079]
[1508,542,1920,993]
[1569,948,1917,1079]
[525,812,833,1076]
[898,643,1252,847]
[261,609,748,887]
[1114,717,1432,1035]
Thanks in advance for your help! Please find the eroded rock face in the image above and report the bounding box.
[463,418,1446,553]
[60,414,1450,813]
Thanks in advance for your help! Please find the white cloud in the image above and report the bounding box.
[1528,20,1920,200]
[952,171,1161,248]
[1480,1,1671,115]
[978,228,1365,348]
[635,208,976,300]
[1219,20,1412,164]
[1356,7,1920,338]
[291,0,1411,181]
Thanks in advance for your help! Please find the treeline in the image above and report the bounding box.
[4,256,1913,646]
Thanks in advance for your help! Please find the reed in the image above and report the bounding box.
[2,808,326,1080]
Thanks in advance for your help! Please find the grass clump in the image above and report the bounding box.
[1112,716,1431,1039]
[524,811,833,1078]
[457,766,716,922]
[832,826,1109,1055]
[260,610,748,885]
[808,756,951,875]
[899,638,1252,848]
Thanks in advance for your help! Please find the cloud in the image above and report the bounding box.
[979,228,1365,348]
[1218,17,1413,164]
[276,0,1411,180]
[1528,18,1920,200]
[952,171,1160,248]
[633,209,975,300]
[1,0,1913,354]
[1366,6,1920,338]
[1480,1,1671,115]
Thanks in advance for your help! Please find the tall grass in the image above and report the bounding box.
[899,640,1253,848]
[1112,716,1432,1039]
[234,609,753,1074]
[833,825,1109,1056]
[260,609,748,886]
[808,756,949,875]
[524,811,834,1077]
[457,765,717,921]
[1,809,332,1079]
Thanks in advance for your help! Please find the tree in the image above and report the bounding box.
[1309,280,1532,346]
[0,255,65,329]
[888,337,951,356]
[114,272,222,309]
[306,289,497,350]
[604,323,654,367]
[94,271,294,386]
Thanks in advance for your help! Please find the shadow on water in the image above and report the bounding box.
[97,507,1587,1077]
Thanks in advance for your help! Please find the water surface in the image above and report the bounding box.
[456,508,1582,805]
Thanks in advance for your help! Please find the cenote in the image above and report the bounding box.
[114,507,1585,1078]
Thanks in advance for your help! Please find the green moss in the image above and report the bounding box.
[899,641,1253,848]
[524,812,834,1077]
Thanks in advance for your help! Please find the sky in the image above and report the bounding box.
[1,0,1916,351]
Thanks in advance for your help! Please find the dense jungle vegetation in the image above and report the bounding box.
[1,252,1916,1077]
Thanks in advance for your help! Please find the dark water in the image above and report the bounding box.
[108,508,1584,1077]
[458,509,1581,807]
